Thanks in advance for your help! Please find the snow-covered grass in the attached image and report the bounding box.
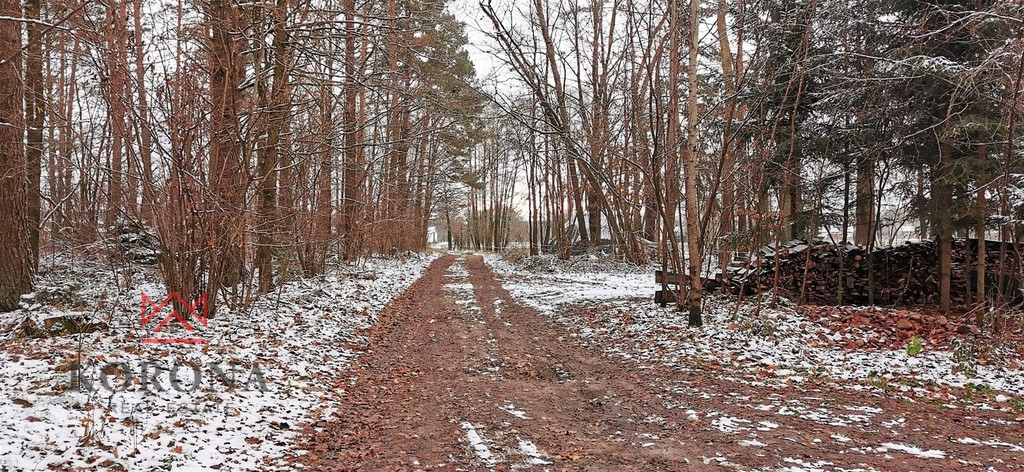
[0,252,436,471]
[486,254,1024,400]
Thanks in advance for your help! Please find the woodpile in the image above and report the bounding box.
[723,238,1023,306]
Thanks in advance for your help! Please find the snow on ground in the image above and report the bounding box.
[0,252,436,471]
[878,442,946,459]
[499,401,528,419]
[486,254,1024,400]
[460,421,497,467]
[516,438,552,466]
[486,252,1024,471]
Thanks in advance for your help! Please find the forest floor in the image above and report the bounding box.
[0,251,436,471]
[2,251,1023,471]
[298,254,1024,471]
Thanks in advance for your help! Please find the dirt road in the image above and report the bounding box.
[298,255,1024,471]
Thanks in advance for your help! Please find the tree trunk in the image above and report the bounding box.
[104,1,129,227]
[133,0,155,221]
[838,158,848,242]
[682,0,703,327]
[716,0,736,272]
[998,43,1023,302]
[207,0,246,304]
[917,168,929,240]
[854,156,875,246]
[0,4,32,310]
[340,0,364,260]
[975,145,987,308]
[255,0,291,292]
[567,159,589,247]
[312,82,334,274]
[936,141,953,313]
[59,36,78,236]
[25,0,43,267]
[663,0,684,308]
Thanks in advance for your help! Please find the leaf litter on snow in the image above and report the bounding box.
[486,253,1024,466]
[0,251,437,471]
[486,254,1024,399]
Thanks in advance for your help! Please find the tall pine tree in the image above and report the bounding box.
[0,3,32,311]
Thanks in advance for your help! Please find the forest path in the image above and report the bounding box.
[297,254,1024,471]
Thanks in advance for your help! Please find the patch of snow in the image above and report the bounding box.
[499,402,528,419]
[461,421,497,467]
[710,414,751,433]
[517,438,552,465]
[879,442,946,459]
[954,437,1024,453]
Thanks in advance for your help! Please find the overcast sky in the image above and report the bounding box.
[447,0,521,97]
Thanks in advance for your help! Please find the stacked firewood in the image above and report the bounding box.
[724,239,1022,306]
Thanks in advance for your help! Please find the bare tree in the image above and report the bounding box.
[206,0,247,310]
